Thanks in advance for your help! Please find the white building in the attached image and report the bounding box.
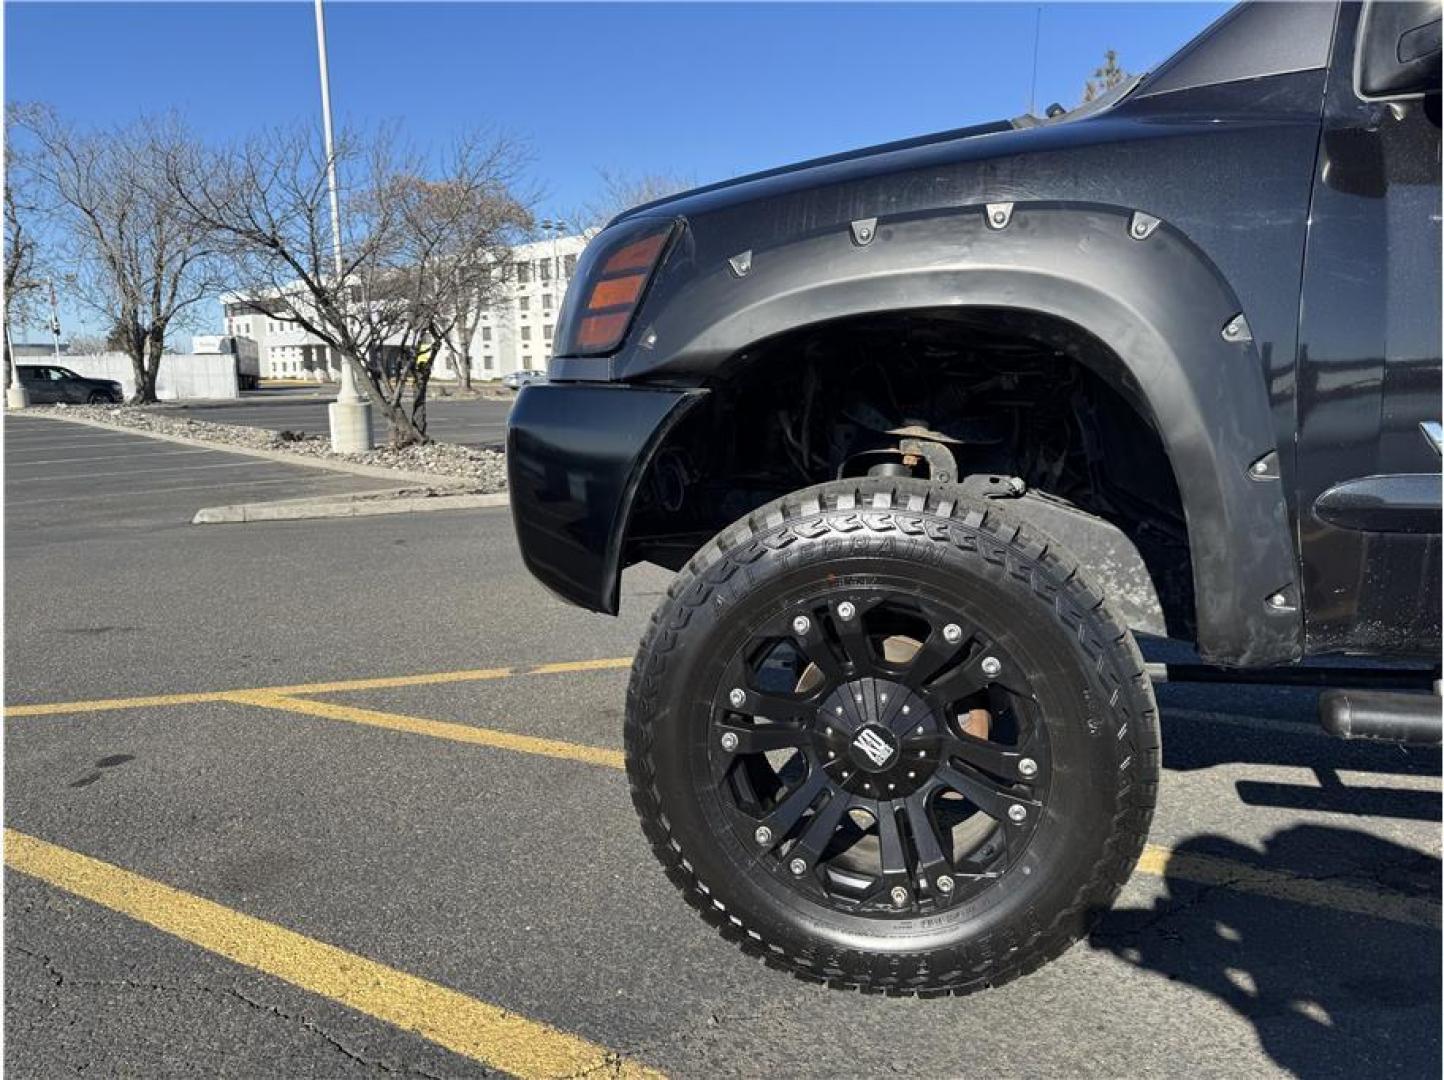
[220,232,590,383]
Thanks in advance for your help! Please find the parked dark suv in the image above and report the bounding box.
[15,365,124,404]
[508,1,1441,994]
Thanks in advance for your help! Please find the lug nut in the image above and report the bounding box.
[1018,757,1038,778]
[837,601,856,620]
[754,826,773,846]
[981,656,1002,677]
[720,732,739,752]
[835,706,844,715]
[1008,804,1028,823]
[728,688,746,707]
[936,874,955,894]
[1251,460,1269,476]
[792,615,811,635]
[943,623,963,644]
[789,857,808,876]
[890,885,909,907]
[902,705,911,715]
[991,210,1006,225]
[1268,592,1287,609]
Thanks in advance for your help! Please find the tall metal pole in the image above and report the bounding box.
[47,279,62,362]
[315,0,372,450]
[1028,6,1043,117]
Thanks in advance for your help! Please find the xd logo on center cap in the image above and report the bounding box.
[852,726,898,769]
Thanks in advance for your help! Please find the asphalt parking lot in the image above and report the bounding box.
[160,390,514,448]
[5,413,1441,1078]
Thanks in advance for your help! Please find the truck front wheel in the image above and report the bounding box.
[624,478,1159,995]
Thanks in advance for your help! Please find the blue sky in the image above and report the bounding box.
[6,1,1227,337]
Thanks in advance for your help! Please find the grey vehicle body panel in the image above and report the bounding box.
[522,1,1441,668]
[552,66,1332,665]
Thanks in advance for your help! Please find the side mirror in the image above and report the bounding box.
[1358,0,1441,99]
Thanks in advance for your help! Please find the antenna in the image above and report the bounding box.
[1028,5,1043,116]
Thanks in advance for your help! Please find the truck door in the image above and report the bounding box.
[1295,1,1442,656]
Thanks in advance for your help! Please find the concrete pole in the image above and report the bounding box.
[314,0,372,452]
[5,317,29,410]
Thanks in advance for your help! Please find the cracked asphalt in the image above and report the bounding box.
[5,414,1441,1077]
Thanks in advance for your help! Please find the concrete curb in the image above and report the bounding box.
[15,409,474,488]
[193,492,510,524]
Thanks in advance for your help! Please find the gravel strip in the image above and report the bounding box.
[21,404,508,491]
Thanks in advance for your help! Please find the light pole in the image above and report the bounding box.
[5,309,27,410]
[47,279,63,362]
[538,219,568,364]
[314,0,372,452]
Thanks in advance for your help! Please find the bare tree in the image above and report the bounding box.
[1083,49,1130,103]
[18,107,220,402]
[395,139,532,395]
[172,124,531,445]
[575,167,694,231]
[4,105,48,384]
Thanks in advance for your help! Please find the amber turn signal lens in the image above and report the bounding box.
[587,273,645,310]
[602,232,668,275]
[577,312,631,349]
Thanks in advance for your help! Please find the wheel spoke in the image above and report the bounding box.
[895,628,965,692]
[788,789,855,869]
[903,788,951,888]
[715,720,811,754]
[869,800,915,904]
[756,768,827,846]
[943,731,1026,782]
[732,687,814,723]
[830,607,875,676]
[934,762,1036,823]
[925,653,989,704]
[791,636,847,691]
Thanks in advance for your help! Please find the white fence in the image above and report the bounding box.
[62,352,242,401]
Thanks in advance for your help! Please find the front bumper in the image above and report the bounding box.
[506,382,706,613]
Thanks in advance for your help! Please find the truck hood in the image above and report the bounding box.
[611,117,1018,226]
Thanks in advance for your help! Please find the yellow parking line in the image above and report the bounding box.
[223,693,1437,931]
[226,691,627,770]
[4,829,663,1079]
[8,662,1435,932]
[6,691,230,717]
[5,657,633,717]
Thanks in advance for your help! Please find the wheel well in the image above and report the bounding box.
[627,307,1197,637]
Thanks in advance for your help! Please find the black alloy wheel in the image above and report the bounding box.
[626,478,1159,995]
[710,591,1049,916]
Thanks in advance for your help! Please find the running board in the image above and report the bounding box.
[1318,689,1442,746]
[1144,662,1436,691]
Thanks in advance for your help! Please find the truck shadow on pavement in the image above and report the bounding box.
[1091,824,1441,1080]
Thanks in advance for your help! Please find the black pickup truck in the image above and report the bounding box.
[508,1,1441,994]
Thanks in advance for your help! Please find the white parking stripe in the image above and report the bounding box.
[7,475,371,506]
[6,460,294,484]
[8,448,220,466]
[5,437,163,451]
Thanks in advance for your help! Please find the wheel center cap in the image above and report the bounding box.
[850,725,900,772]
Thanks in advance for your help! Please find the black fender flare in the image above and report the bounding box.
[622,203,1302,666]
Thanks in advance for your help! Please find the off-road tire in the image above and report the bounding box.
[624,477,1159,995]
